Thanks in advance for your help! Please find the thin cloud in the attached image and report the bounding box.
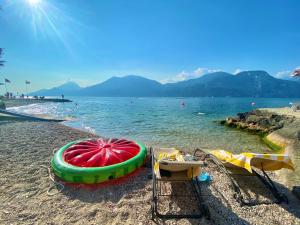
[162,67,221,83]
[274,66,300,79]
[233,68,242,75]
[193,67,220,76]
[275,70,291,79]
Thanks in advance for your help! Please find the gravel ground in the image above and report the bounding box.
[261,107,300,119]
[1,121,300,225]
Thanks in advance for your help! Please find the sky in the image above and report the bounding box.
[0,0,300,93]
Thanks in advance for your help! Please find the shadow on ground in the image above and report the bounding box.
[60,166,150,204]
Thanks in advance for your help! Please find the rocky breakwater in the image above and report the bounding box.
[221,108,300,196]
[221,109,296,139]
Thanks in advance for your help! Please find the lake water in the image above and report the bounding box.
[9,97,299,154]
[9,97,300,185]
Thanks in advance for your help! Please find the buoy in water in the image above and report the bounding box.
[180,101,185,108]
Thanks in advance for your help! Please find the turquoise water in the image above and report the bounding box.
[9,97,299,153]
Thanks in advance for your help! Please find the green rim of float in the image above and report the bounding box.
[51,139,147,184]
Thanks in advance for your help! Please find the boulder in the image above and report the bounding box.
[221,109,292,135]
[269,125,283,132]
[253,109,263,116]
[257,118,271,127]
[271,114,281,122]
[226,117,237,123]
[237,112,251,120]
[246,115,261,124]
[220,120,226,125]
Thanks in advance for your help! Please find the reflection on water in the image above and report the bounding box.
[8,97,300,184]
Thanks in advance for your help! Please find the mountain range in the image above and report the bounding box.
[31,71,300,98]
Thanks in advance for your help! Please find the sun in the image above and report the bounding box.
[27,0,42,6]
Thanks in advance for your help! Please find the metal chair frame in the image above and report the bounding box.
[150,147,210,220]
[195,148,289,206]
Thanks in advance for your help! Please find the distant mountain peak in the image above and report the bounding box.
[114,75,158,80]
[236,70,270,76]
[30,81,81,96]
[102,75,161,85]
[200,71,233,78]
[58,81,81,89]
[207,71,232,75]
[31,71,300,97]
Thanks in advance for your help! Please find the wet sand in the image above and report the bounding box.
[1,121,300,224]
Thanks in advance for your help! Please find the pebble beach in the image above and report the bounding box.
[1,0,300,223]
[1,120,300,225]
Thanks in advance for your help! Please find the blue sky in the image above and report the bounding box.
[0,0,300,93]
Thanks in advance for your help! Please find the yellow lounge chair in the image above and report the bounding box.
[151,147,210,220]
[153,148,203,179]
[206,149,294,205]
[209,150,294,173]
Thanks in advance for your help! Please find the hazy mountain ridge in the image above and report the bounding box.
[31,81,82,96]
[80,75,163,97]
[31,71,300,97]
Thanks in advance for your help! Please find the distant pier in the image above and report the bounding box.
[2,98,72,108]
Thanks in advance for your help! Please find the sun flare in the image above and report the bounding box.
[5,0,80,56]
[27,0,41,6]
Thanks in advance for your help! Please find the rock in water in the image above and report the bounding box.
[221,109,295,135]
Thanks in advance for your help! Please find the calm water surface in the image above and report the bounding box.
[9,97,299,153]
[10,97,300,185]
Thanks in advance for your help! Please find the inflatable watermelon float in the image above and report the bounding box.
[51,138,147,184]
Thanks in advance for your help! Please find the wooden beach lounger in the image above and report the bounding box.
[150,148,210,220]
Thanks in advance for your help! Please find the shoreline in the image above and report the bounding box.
[1,120,300,224]
[1,100,300,224]
[2,98,72,108]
